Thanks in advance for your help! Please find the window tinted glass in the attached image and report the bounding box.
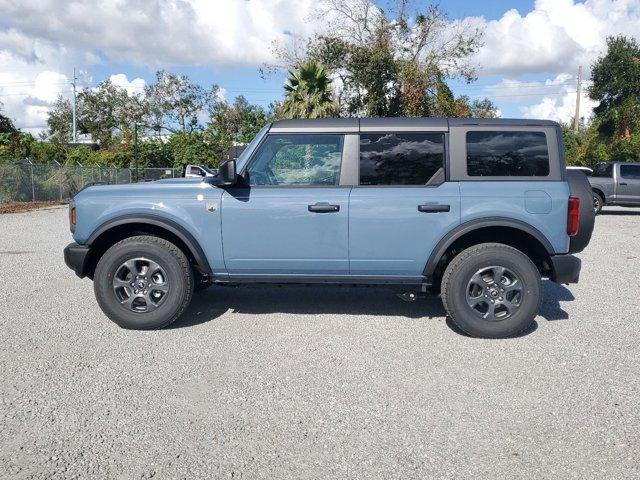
[359,133,444,185]
[620,164,640,179]
[466,131,550,177]
[592,163,613,178]
[246,134,343,186]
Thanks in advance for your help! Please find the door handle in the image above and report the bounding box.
[619,182,628,186]
[418,204,450,213]
[308,203,340,213]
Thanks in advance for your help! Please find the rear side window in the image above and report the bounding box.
[620,164,640,179]
[466,131,550,177]
[592,163,613,178]
[359,133,444,186]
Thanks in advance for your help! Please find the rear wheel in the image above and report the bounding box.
[593,191,603,214]
[441,243,541,338]
[94,235,194,329]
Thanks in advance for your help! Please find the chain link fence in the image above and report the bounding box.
[0,164,182,205]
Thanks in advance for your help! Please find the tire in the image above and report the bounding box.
[441,243,541,339]
[94,235,194,329]
[592,191,603,215]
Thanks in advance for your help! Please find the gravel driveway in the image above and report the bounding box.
[1,206,639,479]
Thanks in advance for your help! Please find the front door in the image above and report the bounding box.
[617,164,640,204]
[221,133,350,276]
[349,132,460,276]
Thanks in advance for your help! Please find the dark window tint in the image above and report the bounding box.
[592,163,613,178]
[359,133,444,185]
[620,164,640,179]
[246,134,343,186]
[466,131,550,177]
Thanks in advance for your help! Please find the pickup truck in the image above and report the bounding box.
[64,118,595,338]
[589,162,640,214]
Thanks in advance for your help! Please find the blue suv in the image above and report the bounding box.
[64,118,594,338]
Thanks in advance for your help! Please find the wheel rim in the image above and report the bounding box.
[113,258,169,313]
[466,266,523,322]
[593,195,600,211]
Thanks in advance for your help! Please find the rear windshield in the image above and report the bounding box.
[466,131,550,177]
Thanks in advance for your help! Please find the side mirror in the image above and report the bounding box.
[205,160,236,186]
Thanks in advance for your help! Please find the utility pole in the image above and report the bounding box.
[71,67,78,143]
[573,65,583,132]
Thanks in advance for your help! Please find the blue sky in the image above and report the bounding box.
[1,0,639,132]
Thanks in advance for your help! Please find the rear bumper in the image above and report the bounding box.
[550,254,581,284]
[64,242,90,278]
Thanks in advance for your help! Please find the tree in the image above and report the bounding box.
[0,102,17,134]
[272,0,491,118]
[206,95,272,164]
[46,97,73,143]
[145,70,211,134]
[281,61,338,118]
[77,80,133,148]
[590,36,640,139]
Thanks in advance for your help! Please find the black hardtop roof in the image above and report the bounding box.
[269,117,559,133]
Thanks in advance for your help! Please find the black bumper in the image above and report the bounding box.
[64,242,90,278]
[550,254,581,284]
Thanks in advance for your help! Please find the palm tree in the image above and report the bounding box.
[281,61,338,119]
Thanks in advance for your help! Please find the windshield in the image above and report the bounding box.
[235,124,270,171]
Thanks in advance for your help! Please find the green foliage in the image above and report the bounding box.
[206,95,273,165]
[280,1,493,118]
[0,108,17,134]
[590,36,640,138]
[565,35,640,167]
[167,132,215,169]
[281,61,339,118]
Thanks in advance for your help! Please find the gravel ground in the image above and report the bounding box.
[1,206,639,479]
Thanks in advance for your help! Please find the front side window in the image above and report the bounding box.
[246,134,344,186]
[466,131,550,177]
[592,163,613,178]
[620,164,640,179]
[359,133,444,186]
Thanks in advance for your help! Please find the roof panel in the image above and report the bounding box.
[448,118,559,127]
[270,118,359,133]
[268,117,560,134]
[360,117,448,132]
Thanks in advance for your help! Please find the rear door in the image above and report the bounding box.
[221,133,350,276]
[617,164,640,204]
[348,130,460,277]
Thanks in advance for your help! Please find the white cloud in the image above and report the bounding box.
[522,88,598,124]
[475,0,640,76]
[0,0,639,132]
[0,0,319,68]
[109,74,146,96]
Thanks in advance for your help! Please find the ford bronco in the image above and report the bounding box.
[64,118,594,338]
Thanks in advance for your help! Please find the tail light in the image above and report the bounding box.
[567,196,580,236]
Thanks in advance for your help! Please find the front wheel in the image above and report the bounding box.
[441,243,541,338]
[94,235,194,329]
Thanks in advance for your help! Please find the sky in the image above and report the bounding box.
[0,0,639,135]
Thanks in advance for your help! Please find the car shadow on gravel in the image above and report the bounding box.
[170,280,575,336]
[538,280,574,321]
[169,285,447,329]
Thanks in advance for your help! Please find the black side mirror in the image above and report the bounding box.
[206,160,236,186]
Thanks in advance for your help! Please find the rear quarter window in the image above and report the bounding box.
[466,131,550,177]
